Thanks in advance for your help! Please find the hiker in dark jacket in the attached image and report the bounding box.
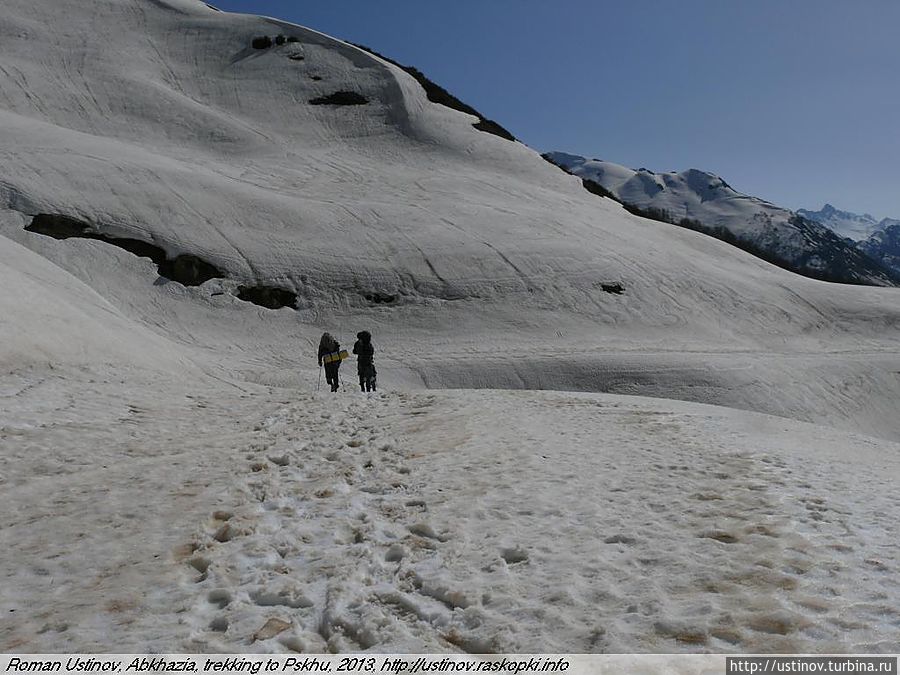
[317,332,342,392]
[352,330,376,392]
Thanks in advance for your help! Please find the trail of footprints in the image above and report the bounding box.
[613,413,899,652]
[177,392,489,653]
[172,395,900,653]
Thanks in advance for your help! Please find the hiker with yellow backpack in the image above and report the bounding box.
[317,332,347,392]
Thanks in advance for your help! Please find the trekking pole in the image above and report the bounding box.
[317,365,321,392]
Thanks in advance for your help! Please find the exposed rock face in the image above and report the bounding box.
[236,285,297,310]
[351,43,516,142]
[25,214,224,286]
[158,255,223,287]
[309,91,368,106]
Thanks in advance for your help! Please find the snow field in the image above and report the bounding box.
[1,0,899,656]
[170,389,900,654]
[0,367,269,651]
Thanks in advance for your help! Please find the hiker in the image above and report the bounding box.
[317,332,342,392]
[353,330,376,392]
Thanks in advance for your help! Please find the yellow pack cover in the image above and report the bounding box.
[322,350,349,364]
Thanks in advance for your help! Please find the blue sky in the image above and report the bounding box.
[213,1,900,219]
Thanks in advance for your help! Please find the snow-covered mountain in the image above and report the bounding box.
[859,223,900,277]
[796,204,883,241]
[798,204,900,278]
[3,0,900,654]
[544,152,898,287]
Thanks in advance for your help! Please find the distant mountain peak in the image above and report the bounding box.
[545,152,899,287]
[798,205,885,241]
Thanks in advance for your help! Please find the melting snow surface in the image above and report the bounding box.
[1,0,899,655]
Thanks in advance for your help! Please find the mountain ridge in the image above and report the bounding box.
[797,203,900,278]
[544,152,899,287]
[797,203,883,241]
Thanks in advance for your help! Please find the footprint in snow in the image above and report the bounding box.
[213,522,239,543]
[407,522,448,542]
[603,534,638,545]
[500,547,529,564]
[208,589,232,609]
[251,588,314,609]
[700,530,739,544]
[188,555,211,577]
[385,544,406,562]
[209,616,228,632]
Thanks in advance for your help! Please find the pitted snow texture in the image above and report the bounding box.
[175,390,900,654]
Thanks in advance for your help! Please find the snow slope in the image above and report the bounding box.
[2,0,900,434]
[0,236,190,374]
[4,379,900,653]
[2,0,900,654]
[544,152,896,287]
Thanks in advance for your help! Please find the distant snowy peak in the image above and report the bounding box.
[858,221,900,278]
[545,153,766,217]
[797,204,883,241]
[545,152,899,287]
[543,152,795,233]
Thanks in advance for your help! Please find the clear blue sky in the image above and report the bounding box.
[213,1,900,219]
